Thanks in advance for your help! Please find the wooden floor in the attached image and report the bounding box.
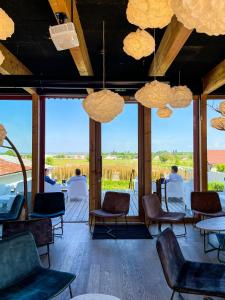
[40,223,223,300]
[64,191,190,222]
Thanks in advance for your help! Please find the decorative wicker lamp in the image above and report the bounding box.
[0,124,28,215]
[126,0,173,29]
[211,117,225,130]
[171,0,225,36]
[123,29,155,60]
[0,8,15,40]
[135,80,173,108]
[82,89,124,123]
[219,101,225,116]
[0,50,4,66]
[157,107,173,118]
[170,85,193,108]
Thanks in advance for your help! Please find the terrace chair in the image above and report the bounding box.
[90,191,130,238]
[0,232,75,299]
[0,194,24,222]
[157,228,225,300]
[191,191,225,218]
[67,179,88,201]
[142,194,186,237]
[3,218,53,268]
[30,192,65,236]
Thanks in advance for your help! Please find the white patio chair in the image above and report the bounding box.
[183,180,194,210]
[67,180,88,201]
[44,182,62,193]
[15,180,32,194]
[166,180,184,202]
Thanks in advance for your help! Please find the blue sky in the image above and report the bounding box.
[0,98,223,153]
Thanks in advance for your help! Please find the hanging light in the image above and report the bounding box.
[0,8,14,40]
[219,101,225,116]
[126,0,173,29]
[171,0,225,36]
[0,50,4,65]
[0,124,7,146]
[135,80,173,108]
[82,21,124,123]
[157,106,173,118]
[123,29,155,60]
[211,117,225,130]
[82,90,124,123]
[170,85,192,108]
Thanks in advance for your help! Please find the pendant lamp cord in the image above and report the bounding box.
[71,0,74,23]
[153,29,156,81]
[103,20,105,89]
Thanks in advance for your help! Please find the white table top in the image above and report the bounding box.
[72,294,120,300]
[196,217,225,232]
[0,194,15,212]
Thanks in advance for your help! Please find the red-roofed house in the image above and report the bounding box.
[208,150,225,170]
[0,158,31,176]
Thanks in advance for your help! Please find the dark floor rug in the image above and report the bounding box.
[92,224,153,239]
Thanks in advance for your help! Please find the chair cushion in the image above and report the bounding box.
[177,261,225,297]
[152,212,185,222]
[0,267,76,300]
[90,209,125,218]
[29,210,65,219]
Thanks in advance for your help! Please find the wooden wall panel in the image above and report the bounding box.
[193,98,200,191]
[32,94,40,208]
[199,95,208,191]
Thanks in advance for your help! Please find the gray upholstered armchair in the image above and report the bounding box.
[157,228,225,300]
[0,232,76,299]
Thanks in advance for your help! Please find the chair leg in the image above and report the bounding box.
[61,216,64,235]
[115,217,117,238]
[170,290,175,300]
[47,244,51,269]
[89,214,93,235]
[69,285,73,298]
[125,215,128,230]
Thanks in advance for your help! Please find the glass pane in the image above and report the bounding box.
[45,98,89,222]
[0,100,32,212]
[207,99,225,199]
[151,102,194,215]
[102,104,138,216]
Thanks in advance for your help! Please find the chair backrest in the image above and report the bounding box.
[156,228,185,289]
[166,181,184,198]
[44,182,62,193]
[0,184,11,196]
[33,192,65,215]
[0,232,41,290]
[9,194,25,220]
[191,191,222,213]
[3,218,53,247]
[67,180,88,200]
[142,194,163,219]
[102,191,130,214]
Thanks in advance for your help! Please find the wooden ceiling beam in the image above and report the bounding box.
[149,16,193,76]
[0,44,37,95]
[48,0,93,77]
[203,59,225,95]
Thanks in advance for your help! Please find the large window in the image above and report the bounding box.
[207,99,225,193]
[151,103,194,213]
[0,100,32,210]
[102,103,138,216]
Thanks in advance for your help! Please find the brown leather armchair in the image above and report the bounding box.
[191,191,225,218]
[90,191,130,238]
[143,194,186,237]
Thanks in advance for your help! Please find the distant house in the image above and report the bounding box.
[207,150,225,170]
[105,155,117,160]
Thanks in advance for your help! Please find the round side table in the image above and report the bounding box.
[72,294,120,300]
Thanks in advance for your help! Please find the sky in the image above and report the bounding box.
[0,98,223,153]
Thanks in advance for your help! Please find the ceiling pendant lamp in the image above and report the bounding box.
[157,106,173,118]
[82,21,124,123]
[171,0,225,36]
[170,85,193,108]
[219,101,225,116]
[0,8,14,40]
[126,0,173,29]
[0,124,7,146]
[135,80,173,108]
[123,29,155,60]
[211,117,225,131]
[0,50,5,65]
[82,90,124,123]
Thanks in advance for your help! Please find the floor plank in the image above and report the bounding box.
[40,224,223,300]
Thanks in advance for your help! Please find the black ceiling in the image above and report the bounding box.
[0,0,224,95]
